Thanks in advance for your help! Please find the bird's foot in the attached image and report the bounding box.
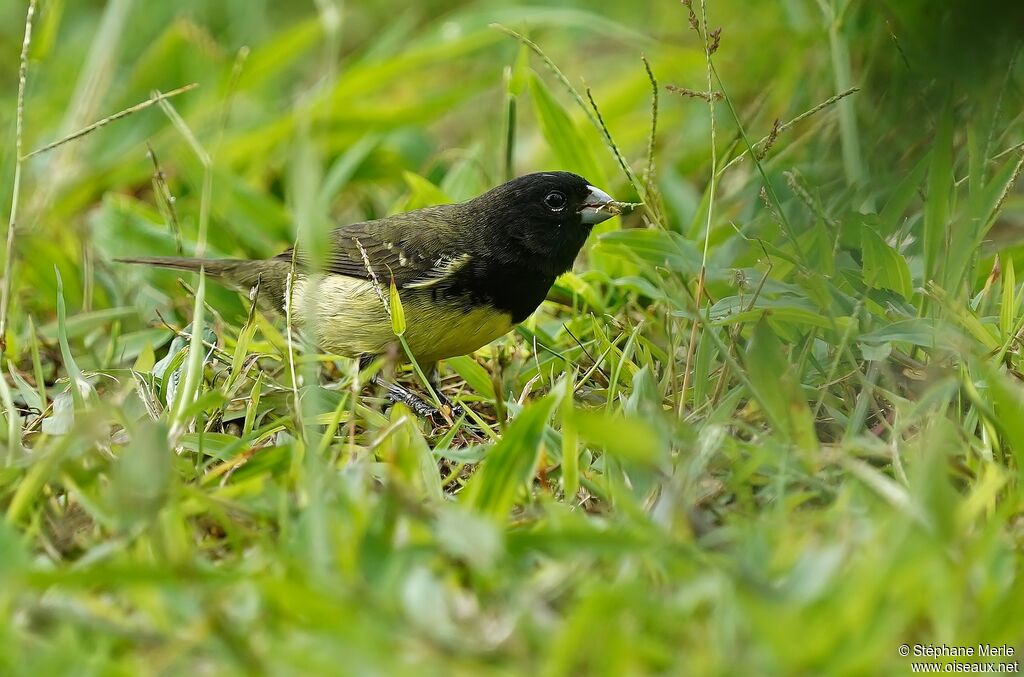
[392,392,441,418]
[373,375,462,421]
[432,391,464,420]
[377,379,438,417]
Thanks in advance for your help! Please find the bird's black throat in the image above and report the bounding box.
[480,261,557,323]
[439,248,582,324]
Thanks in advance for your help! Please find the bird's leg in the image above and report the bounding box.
[359,356,460,420]
[371,373,440,418]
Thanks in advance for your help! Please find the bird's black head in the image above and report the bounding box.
[469,171,618,276]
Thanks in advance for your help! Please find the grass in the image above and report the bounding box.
[1,0,1023,674]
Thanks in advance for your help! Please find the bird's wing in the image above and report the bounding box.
[273,207,471,289]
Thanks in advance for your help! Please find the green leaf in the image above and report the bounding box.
[27,317,46,412]
[433,505,503,571]
[981,152,1024,227]
[0,368,17,459]
[38,307,138,342]
[879,152,929,231]
[291,113,328,271]
[169,273,208,435]
[709,295,837,332]
[859,319,947,349]
[238,18,325,89]
[507,42,529,96]
[555,272,606,313]
[1001,254,1017,341]
[6,361,41,414]
[981,365,1024,485]
[227,295,261,392]
[399,171,452,212]
[743,319,816,452]
[243,371,264,437]
[176,390,229,424]
[559,373,579,498]
[859,342,892,362]
[527,71,606,187]
[571,410,665,465]
[115,329,171,367]
[54,268,91,411]
[596,229,702,275]
[110,421,172,530]
[463,391,560,521]
[744,319,789,435]
[861,227,912,298]
[693,327,716,406]
[384,404,444,501]
[390,278,406,337]
[319,135,379,214]
[441,146,487,201]
[181,421,285,461]
[924,107,954,284]
[445,355,495,401]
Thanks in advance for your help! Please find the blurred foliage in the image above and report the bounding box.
[0,0,1022,674]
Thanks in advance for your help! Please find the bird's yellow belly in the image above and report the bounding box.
[401,302,513,363]
[291,275,513,363]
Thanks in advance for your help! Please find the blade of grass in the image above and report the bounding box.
[27,316,46,414]
[493,24,656,220]
[999,254,1017,342]
[22,84,198,160]
[463,389,560,520]
[825,7,863,185]
[681,0,719,415]
[717,87,860,176]
[0,361,18,462]
[560,370,579,500]
[0,0,38,351]
[158,98,212,441]
[54,268,89,411]
[528,72,607,191]
[924,105,954,288]
[502,45,528,181]
[242,371,264,438]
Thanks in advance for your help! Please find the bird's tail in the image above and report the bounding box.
[116,256,289,309]
[115,256,239,276]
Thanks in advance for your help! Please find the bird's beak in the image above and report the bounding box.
[578,185,618,225]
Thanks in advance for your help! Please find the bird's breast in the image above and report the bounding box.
[289,274,514,363]
[452,258,556,324]
[400,300,513,363]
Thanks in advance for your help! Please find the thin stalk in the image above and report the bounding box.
[681,0,719,415]
[284,244,305,444]
[823,1,863,185]
[717,87,860,176]
[159,97,212,442]
[503,66,517,182]
[23,84,198,160]
[0,0,38,351]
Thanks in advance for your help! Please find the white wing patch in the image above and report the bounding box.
[404,253,471,289]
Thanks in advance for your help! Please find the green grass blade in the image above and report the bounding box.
[924,107,954,287]
[463,391,560,520]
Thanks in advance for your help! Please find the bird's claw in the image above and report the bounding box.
[435,401,464,421]
[374,375,465,422]
[383,389,440,418]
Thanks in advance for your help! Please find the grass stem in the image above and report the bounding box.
[22,83,198,160]
[681,0,719,415]
[0,0,38,351]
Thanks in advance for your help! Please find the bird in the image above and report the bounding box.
[118,171,622,415]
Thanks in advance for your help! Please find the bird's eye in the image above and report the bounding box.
[544,190,567,211]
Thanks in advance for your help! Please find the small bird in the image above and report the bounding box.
[119,171,621,413]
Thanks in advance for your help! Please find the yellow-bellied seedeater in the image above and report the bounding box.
[120,171,622,414]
